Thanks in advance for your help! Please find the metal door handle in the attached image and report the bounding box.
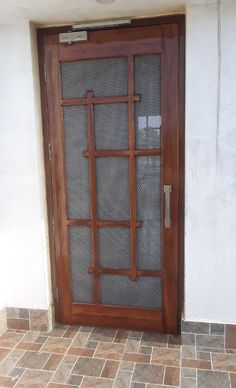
[164,185,172,228]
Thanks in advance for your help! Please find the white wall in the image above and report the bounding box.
[0,22,51,310]
[185,1,236,323]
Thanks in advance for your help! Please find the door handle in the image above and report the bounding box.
[164,185,172,228]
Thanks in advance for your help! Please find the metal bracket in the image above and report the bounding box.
[59,31,88,44]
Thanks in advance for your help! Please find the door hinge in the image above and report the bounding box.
[44,63,47,83]
[56,287,59,303]
[48,143,52,161]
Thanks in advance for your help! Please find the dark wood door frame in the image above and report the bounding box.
[37,14,185,333]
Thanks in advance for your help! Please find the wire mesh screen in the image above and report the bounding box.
[69,227,93,303]
[96,157,130,220]
[134,55,161,149]
[63,106,90,219]
[136,157,162,270]
[61,58,128,99]
[101,275,162,309]
[98,227,130,269]
[94,103,129,150]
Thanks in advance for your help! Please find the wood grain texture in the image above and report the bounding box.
[128,55,138,281]
[38,16,185,333]
[86,91,100,305]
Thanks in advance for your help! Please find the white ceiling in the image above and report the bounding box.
[0,0,222,26]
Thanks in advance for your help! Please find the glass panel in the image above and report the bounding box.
[61,58,128,98]
[96,157,130,220]
[99,228,130,269]
[63,106,90,219]
[69,227,93,303]
[136,157,162,270]
[94,103,129,150]
[134,55,161,149]
[101,275,162,309]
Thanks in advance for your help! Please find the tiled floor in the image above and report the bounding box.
[0,322,235,387]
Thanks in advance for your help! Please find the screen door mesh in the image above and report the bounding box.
[61,58,128,99]
[98,227,130,269]
[63,106,90,219]
[134,55,161,149]
[94,103,129,150]
[136,157,162,270]
[61,54,163,311]
[101,275,162,308]
[96,157,130,220]
[69,227,93,303]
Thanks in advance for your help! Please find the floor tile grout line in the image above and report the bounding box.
[0,352,23,381]
[40,352,57,371]
[196,368,199,388]
[179,338,182,388]
[98,358,107,378]
[46,346,75,387]
[162,365,166,385]
[0,348,14,367]
[111,359,121,388]
[210,351,213,371]
[3,332,29,383]
[228,371,232,388]
[111,329,118,344]
[12,367,27,387]
[182,332,225,337]
[128,360,136,388]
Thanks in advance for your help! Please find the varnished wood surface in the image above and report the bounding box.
[66,220,143,228]
[62,95,140,106]
[83,150,162,157]
[71,304,163,332]
[86,91,100,305]
[87,267,162,277]
[38,16,185,334]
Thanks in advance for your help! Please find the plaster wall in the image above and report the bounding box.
[185,1,236,323]
[0,22,51,310]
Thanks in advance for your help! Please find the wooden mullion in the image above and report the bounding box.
[84,150,130,158]
[98,220,142,228]
[66,220,92,227]
[66,220,143,228]
[134,150,161,156]
[128,55,138,281]
[83,149,162,158]
[62,95,140,106]
[87,91,100,305]
[88,267,162,278]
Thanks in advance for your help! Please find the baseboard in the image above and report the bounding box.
[0,305,55,332]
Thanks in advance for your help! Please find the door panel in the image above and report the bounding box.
[43,22,181,333]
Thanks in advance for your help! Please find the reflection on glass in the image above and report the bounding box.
[134,55,161,149]
[137,115,161,149]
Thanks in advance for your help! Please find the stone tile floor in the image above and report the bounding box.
[0,322,235,387]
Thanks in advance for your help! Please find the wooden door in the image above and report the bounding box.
[40,20,183,333]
